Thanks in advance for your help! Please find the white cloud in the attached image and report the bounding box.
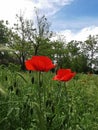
[53,26,98,42]
[0,0,34,24]
[35,0,73,16]
[73,26,98,41]
[0,0,73,24]
[1,0,97,42]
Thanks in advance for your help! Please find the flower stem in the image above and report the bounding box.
[38,72,46,130]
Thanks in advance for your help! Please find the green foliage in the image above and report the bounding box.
[84,35,98,71]
[1,13,98,73]
[0,67,98,130]
[59,40,89,72]
[1,14,98,74]
[4,13,52,70]
[8,63,21,72]
[0,20,9,44]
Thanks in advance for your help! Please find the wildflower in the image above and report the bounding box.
[53,69,76,82]
[25,56,56,72]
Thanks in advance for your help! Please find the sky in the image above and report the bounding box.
[0,0,98,42]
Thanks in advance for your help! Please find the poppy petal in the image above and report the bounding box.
[25,56,56,72]
[53,68,76,82]
[25,60,35,70]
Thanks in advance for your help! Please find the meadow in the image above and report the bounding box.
[0,64,98,130]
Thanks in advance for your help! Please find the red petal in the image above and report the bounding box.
[53,68,76,82]
[53,75,60,80]
[31,56,55,71]
[57,69,71,75]
[25,60,35,70]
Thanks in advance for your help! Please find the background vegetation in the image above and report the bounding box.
[0,12,98,130]
[0,65,98,130]
[0,12,98,73]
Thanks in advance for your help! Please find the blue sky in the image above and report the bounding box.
[50,0,98,31]
[0,0,98,41]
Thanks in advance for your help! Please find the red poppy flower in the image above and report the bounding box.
[53,69,76,82]
[25,56,56,72]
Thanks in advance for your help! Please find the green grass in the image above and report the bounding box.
[0,66,98,130]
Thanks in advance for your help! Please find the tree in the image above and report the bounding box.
[8,11,53,70]
[51,40,65,68]
[0,20,13,65]
[8,14,35,70]
[63,40,89,72]
[84,35,98,72]
[0,20,9,44]
[27,9,52,56]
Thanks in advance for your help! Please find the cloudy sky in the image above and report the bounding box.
[0,0,98,42]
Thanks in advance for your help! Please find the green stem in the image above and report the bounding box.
[38,72,46,130]
[64,82,70,129]
[38,72,41,111]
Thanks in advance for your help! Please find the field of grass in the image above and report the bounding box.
[0,65,98,130]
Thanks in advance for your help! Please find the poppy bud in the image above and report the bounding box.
[16,88,20,95]
[24,103,27,108]
[5,76,8,81]
[31,77,34,84]
[13,82,17,88]
[52,104,55,113]
[30,108,33,115]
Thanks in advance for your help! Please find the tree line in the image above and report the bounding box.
[0,13,98,73]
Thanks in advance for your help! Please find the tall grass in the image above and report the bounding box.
[0,65,98,130]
